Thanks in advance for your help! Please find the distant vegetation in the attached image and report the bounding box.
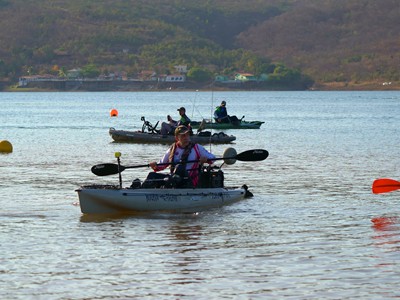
[0,0,398,88]
[236,0,400,84]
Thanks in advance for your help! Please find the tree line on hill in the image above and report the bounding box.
[0,0,398,90]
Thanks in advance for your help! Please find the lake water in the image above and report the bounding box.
[1,91,399,299]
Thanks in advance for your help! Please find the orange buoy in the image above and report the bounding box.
[110,108,118,117]
[0,140,13,153]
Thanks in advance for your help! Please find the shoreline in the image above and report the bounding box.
[1,80,398,92]
[313,81,399,91]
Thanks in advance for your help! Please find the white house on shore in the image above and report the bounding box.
[157,74,186,82]
[18,74,59,86]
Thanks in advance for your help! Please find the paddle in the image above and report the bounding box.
[91,149,269,176]
[372,178,400,194]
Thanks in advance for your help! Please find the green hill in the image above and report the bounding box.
[0,0,398,89]
[236,0,399,87]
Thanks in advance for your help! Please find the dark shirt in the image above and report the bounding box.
[214,106,228,119]
[178,114,191,126]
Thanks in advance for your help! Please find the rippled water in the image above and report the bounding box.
[1,91,400,299]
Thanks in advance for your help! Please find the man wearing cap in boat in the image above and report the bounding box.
[147,125,216,188]
[160,106,191,135]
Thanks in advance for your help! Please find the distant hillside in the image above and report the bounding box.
[236,0,400,85]
[0,0,398,88]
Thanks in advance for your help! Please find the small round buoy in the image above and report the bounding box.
[0,140,13,153]
[110,108,118,117]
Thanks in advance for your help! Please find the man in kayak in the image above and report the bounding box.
[214,101,240,125]
[147,125,216,188]
[160,106,191,135]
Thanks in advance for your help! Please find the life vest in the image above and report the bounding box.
[168,142,201,186]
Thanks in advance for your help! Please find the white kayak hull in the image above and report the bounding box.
[76,185,248,214]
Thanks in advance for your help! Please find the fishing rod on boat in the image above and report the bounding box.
[372,178,400,194]
[91,148,269,176]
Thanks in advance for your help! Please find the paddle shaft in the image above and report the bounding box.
[123,151,259,170]
[91,149,268,176]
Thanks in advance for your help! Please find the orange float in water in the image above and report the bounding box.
[110,108,118,117]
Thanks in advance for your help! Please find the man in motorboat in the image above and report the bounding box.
[147,125,216,188]
[214,100,240,125]
[160,106,191,135]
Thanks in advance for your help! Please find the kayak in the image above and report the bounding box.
[191,119,264,130]
[76,184,251,214]
[76,148,269,215]
[109,127,236,144]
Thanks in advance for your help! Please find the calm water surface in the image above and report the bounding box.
[1,91,399,299]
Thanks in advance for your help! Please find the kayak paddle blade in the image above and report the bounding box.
[91,163,122,176]
[372,178,400,194]
[235,149,269,161]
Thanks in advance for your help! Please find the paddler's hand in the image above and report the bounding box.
[149,161,158,170]
[199,156,208,164]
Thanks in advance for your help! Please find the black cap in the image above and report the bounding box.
[177,107,186,111]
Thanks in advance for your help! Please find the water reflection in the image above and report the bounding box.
[168,222,203,243]
[79,211,200,223]
[371,216,399,232]
[371,216,400,251]
[79,211,154,223]
[165,221,207,283]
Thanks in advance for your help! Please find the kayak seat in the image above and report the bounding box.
[141,172,193,189]
[142,172,170,188]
